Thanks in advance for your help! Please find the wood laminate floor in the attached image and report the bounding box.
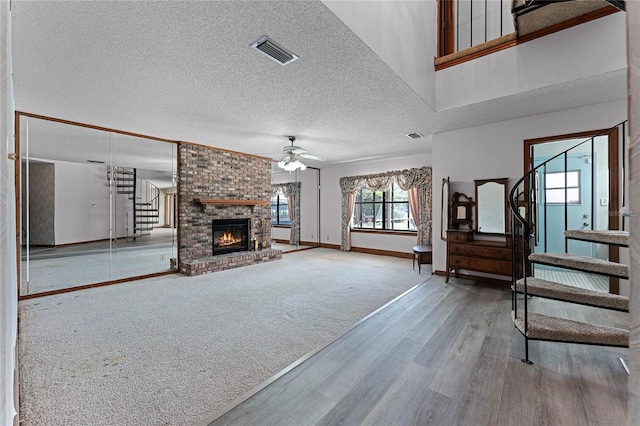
[207,275,628,426]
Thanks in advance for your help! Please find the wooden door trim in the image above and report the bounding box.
[523,126,621,294]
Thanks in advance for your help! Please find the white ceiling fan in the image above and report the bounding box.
[277,136,325,171]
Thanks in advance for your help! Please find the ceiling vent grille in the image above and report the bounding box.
[406,132,423,139]
[250,36,299,66]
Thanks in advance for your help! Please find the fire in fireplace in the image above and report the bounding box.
[212,218,250,255]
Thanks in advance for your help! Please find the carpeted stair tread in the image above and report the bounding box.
[511,310,628,347]
[564,230,629,247]
[514,277,628,312]
[528,252,629,279]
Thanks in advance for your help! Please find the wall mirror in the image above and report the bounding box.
[450,192,474,229]
[441,177,450,240]
[474,178,509,234]
[17,113,177,298]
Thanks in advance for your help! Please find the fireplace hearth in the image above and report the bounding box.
[212,218,249,255]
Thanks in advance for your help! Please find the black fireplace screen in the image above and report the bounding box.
[212,218,249,255]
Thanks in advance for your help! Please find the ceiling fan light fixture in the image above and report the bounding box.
[278,157,306,172]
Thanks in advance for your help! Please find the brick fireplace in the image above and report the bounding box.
[177,142,282,276]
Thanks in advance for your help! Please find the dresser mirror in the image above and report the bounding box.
[441,177,450,240]
[474,178,509,234]
[450,192,474,229]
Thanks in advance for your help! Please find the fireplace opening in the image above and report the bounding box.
[212,218,250,255]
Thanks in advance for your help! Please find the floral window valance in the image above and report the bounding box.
[272,182,301,199]
[339,166,432,194]
[339,166,432,249]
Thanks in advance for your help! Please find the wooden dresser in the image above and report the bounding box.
[446,229,518,285]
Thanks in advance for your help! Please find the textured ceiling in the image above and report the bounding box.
[10,0,627,168]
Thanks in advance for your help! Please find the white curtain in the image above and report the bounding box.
[1,0,18,424]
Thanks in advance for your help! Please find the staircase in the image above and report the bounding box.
[512,0,624,38]
[108,167,160,240]
[509,123,629,364]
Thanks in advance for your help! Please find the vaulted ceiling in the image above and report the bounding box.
[10,0,627,168]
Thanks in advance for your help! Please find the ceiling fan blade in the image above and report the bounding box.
[298,153,326,161]
[283,146,306,155]
[255,153,285,159]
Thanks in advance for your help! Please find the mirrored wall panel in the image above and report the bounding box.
[18,114,177,296]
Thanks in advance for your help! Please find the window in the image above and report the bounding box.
[352,182,416,231]
[271,193,290,225]
[545,170,581,204]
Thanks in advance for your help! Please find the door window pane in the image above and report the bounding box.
[545,171,580,204]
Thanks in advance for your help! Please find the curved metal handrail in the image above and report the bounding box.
[109,166,161,239]
[508,120,627,359]
[133,175,160,236]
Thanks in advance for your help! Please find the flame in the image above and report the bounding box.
[217,231,242,247]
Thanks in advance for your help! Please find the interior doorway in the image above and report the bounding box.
[524,126,622,294]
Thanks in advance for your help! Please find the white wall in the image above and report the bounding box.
[320,152,432,253]
[432,100,627,288]
[322,0,437,108]
[436,12,627,110]
[0,3,16,423]
[299,169,320,243]
[55,161,128,245]
[619,122,631,297]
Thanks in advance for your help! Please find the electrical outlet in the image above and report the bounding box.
[160,254,165,262]
[327,235,330,241]
[310,234,314,239]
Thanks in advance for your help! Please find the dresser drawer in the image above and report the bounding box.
[449,255,512,276]
[447,231,472,243]
[449,244,512,261]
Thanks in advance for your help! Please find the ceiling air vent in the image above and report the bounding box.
[250,36,299,66]
[406,132,423,139]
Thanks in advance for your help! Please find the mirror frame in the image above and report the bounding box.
[474,177,509,234]
[450,192,474,230]
[441,177,450,240]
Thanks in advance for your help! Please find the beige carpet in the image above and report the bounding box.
[512,310,628,347]
[529,252,629,279]
[18,248,428,425]
[514,277,628,311]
